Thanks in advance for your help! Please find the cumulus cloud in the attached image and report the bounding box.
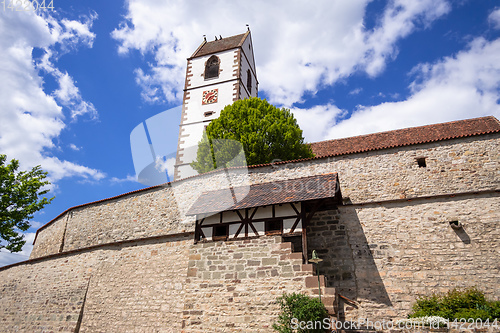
[69,143,81,151]
[53,71,98,120]
[154,156,176,180]
[489,7,500,29]
[322,37,500,140]
[110,174,138,183]
[291,104,346,143]
[0,10,104,182]
[112,0,450,106]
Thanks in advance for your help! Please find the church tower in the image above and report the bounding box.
[174,30,258,180]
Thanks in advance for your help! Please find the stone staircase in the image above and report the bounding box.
[279,239,338,317]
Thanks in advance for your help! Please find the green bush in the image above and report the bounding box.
[453,309,491,321]
[273,292,329,333]
[409,287,499,321]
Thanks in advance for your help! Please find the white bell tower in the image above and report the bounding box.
[174,30,258,180]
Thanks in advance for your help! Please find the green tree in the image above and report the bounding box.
[191,97,314,173]
[0,155,53,252]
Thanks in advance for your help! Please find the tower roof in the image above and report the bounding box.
[189,31,249,59]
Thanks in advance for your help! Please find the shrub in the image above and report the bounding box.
[409,287,499,321]
[273,292,329,333]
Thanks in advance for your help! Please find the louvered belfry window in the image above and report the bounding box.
[205,56,219,79]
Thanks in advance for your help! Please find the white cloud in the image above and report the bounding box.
[0,232,35,267]
[69,143,81,151]
[488,7,500,29]
[112,0,450,106]
[53,71,98,120]
[349,88,363,95]
[155,156,175,180]
[0,10,104,183]
[110,174,138,183]
[291,104,346,143]
[323,37,500,140]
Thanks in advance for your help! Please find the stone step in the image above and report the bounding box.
[301,263,314,273]
[279,242,293,252]
[324,287,336,295]
[305,275,325,288]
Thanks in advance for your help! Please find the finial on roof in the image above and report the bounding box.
[203,35,206,42]
[215,36,218,41]
[219,35,222,39]
[246,24,250,31]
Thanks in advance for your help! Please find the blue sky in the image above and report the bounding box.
[1,0,499,266]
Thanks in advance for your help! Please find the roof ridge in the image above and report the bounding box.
[315,116,499,145]
[488,115,500,126]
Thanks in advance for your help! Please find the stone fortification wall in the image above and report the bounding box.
[307,192,500,322]
[0,249,93,332]
[31,134,499,258]
[182,236,331,332]
[62,187,183,252]
[29,211,68,258]
[31,186,185,259]
[1,234,192,333]
[2,234,328,332]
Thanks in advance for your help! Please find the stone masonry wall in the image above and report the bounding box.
[31,186,186,259]
[307,192,500,322]
[62,187,184,253]
[29,211,68,259]
[1,235,192,333]
[182,236,332,332]
[32,134,499,259]
[0,250,93,332]
[78,235,191,333]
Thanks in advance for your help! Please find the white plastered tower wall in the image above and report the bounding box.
[174,31,258,180]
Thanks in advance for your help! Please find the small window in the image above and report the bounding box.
[416,157,426,168]
[213,225,228,241]
[265,220,282,235]
[246,69,252,94]
[205,55,220,79]
[204,111,215,117]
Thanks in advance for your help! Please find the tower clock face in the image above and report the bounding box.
[202,89,218,105]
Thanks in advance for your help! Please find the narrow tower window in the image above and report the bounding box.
[205,55,220,79]
[247,69,252,94]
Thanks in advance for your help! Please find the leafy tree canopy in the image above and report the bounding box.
[191,97,314,173]
[0,155,54,252]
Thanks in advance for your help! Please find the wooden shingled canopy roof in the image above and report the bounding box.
[186,173,340,216]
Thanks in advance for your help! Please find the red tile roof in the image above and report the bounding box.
[190,32,248,59]
[310,116,500,158]
[186,173,340,215]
